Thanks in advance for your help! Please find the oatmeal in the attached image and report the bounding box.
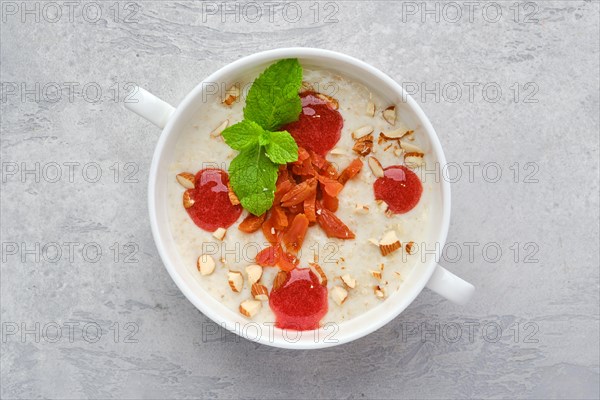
[167,60,433,329]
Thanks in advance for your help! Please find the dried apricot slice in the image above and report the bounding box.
[338,158,363,185]
[316,206,355,239]
[238,213,266,233]
[282,213,309,254]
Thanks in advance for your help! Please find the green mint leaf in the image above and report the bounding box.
[228,144,279,216]
[221,120,264,150]
[243,58,303,131]
[265,130,299,164]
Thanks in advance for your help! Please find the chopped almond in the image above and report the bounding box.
[309,263,328,286]
[210,119,229,137]
[379,230,401,256]
[341,274,356,289]
[239,299,261,317]
[368,157,385,178]
[245,264,263,284]
[251,283,269,301]
[183,191,195,209]
[405,241,416,255]
[212,228,227,241]
[222,84,240,106]
[197,254,216,276]
[366,101,375,117]
[404,152,425,167]
[301,81,314,91]
[374,285,386,299]
[352,133,373,156]
[382,106,396,125]
[330,147,346,155]
[176,172,195,189]
[227,271,244,293]
[380,129,413,140]
[331,286,348,305]
[370,270,382,280]
[399,140,423,154]
[352,125,374,140]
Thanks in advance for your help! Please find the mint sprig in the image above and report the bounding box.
[221,59,302,215]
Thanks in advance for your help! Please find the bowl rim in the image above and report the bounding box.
[147,47,451,349]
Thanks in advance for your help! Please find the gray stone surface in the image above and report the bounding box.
[1,1,599,399]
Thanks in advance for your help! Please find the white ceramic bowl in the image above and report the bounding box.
[126,48,474,349]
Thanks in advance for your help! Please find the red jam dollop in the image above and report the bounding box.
[281,91,343,156]
[373,165,423,214]
[185,169,242,232]
[269,268,328,330]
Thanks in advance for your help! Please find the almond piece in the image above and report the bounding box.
[251,283,269,301]
[405,241,416,255]
[341,274,356,289]
[227,271,243,293]
[352,133,373,156]
[404,152,425,167]
[381,129,413,140]
[352,125,374,140]
[315,93,339,110]
[399,140,423,154]
[222,85,240,106]
[382,106,396,125]
[353,203,369,214]
[273,270,288,291]
[197,254,216,276]
[309,263,328,286]
[212,227,227,241]
[176,172,195,189]
[368,157,385,178]
[366,101,375,117]
[331,286,348,305]
[239,299,261,317]
[370,270,382,280]
[210,119,229,138]
[374,285,386,299]
[379,230,401,256]
[245,264,263,285]
[183,191,195,209]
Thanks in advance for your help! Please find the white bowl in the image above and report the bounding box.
[126,48,474,349]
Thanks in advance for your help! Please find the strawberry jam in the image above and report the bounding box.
[374,165,423,214]
[269,268,328,330]
[185,169,242,232]
[282,92,343,156]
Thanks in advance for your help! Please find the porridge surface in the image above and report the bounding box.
[168,67,433,325]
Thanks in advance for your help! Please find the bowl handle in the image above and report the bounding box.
[124,86,175,129]
[425,265,475,305]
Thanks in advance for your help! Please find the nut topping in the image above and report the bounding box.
[382,106,396,125]
[210,119,229,138]
[351,125,374,140]
[366,101,375,117]
[368,157,385,178]
[352,133,374,156]
[341,274,356,289]
[379,230,401,256]
[182,191,195,209]
[239,299,261,317]
[331,286,348,305]
[212,227,227,241]
[245,264,263,285]
[197,254,216,276]
[227,270,244,293]
[222,85,240,106]
[251,283,269,301]
[176,172,195,189]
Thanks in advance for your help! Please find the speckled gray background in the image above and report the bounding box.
[1,1,599,399]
